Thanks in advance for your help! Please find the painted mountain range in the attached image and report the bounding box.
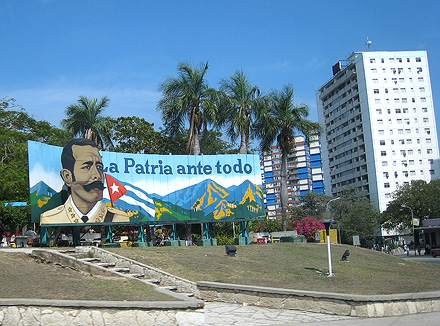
[30,178,264,223]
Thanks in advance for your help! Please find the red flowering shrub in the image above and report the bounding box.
[289,217,325,242]
[254,217,325,242]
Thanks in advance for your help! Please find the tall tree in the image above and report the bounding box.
[112,117,165,154]
[254,85,317,230]
[61,96,113,148]
[157,62,217,155]
[0,98,71,230]
[218,70,261,154]
[381,180,440,232]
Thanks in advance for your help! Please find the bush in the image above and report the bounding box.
[253,217,325,242]
[215,235,235,245]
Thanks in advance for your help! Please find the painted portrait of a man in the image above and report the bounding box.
[40,138,130,224]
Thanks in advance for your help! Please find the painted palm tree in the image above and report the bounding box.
[61,96,113,148]
[254,85,318,230]
[157,62,217,155]
[218,70,261,154]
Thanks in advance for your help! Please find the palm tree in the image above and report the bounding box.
[157,62,217,155]
[218,70,261,154]
[254,85,318,230]
[61,96,113,148]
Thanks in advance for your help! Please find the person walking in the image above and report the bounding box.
[0,220,3,247]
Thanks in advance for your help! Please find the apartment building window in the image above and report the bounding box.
[421,97,426,102]
[395,108,401,113]
[417,67,423,73]
[402,98,407,103]
[397,119,402,124]
[429,159,434,165]
[399,78,405,83]
[407,139,412,144]
[378,119,383,124]
[430,170,435,175]
[410,171,416,176]
[426,138,432,144]
[425,128,431,134]
[403,108,408,113]
[408,150,413,155]
[398,129,404,134]
[389,58,395,63]
[427,149,433,154]
[381,151,387,156]
[420,87,425,92]
[423,118,429,123]
[370,58,376,63]
[376,109,382,114]
[374,89,379,94]
[398,58,403,63]
[393,88,399,94]
[382,161,388,167]
[371,68,377,73]
[381,58,385,63]
[422,107,428,112]
[375,99,381,104]
[399,139,405,145]
[373,78,378,83]
[416,57,421,62]
[409,160,415,165]
[405,129,411,134]
[392,78,397,84]
[379,130,384,135]
[400,88,406,93]
[380,140,385,145]
[418,77,424,82]
[384,183,390,188]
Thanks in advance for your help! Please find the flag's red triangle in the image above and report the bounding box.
[105,174,128,203]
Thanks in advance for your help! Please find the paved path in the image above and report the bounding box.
[185,302,440,326]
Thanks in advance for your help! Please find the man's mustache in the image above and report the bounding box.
[82,181,105,192]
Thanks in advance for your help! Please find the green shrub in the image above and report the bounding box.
[215,235,235,245]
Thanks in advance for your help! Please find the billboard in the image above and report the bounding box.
[28,140,265,226]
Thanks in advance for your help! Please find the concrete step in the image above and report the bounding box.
[129,273,146,278]
[98,262,116,268]
[112,267,130,273]
[79,257,101,263]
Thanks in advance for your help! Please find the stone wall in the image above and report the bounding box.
[197,281,440,317]
[0,303,204,326]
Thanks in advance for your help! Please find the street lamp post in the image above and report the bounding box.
[401,205,415,255]
[320,197,341,277]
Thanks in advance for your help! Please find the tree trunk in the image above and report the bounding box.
[280,149,289,231]
[238,132,247,154]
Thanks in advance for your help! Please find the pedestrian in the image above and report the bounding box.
[404,244,409,256]
[417,244,421,256]
[0,220,4,247]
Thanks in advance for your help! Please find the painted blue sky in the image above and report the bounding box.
[2,1,440,144]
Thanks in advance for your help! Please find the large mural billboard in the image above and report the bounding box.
[28,140,265,226]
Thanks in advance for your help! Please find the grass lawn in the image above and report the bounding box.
[2,243,439,301]
[0,252,178,301]
[106,243,440,295]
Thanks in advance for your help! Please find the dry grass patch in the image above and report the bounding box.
[0,252,178,301]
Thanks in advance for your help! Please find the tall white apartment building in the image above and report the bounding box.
[317,51,439,212]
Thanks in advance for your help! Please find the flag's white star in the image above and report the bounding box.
[110,183,120,194]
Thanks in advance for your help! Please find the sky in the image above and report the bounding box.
[2,1,440,146]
